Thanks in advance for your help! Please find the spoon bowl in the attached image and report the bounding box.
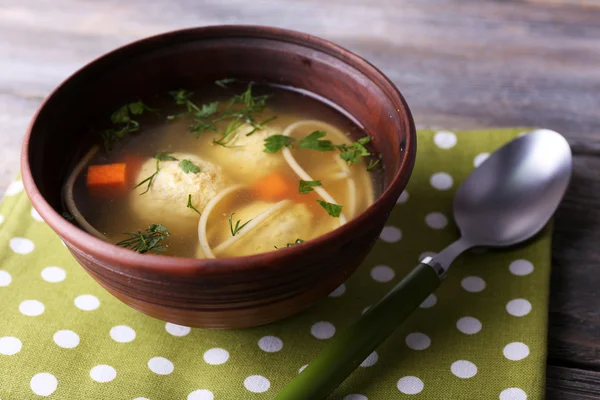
[455,129,572,247]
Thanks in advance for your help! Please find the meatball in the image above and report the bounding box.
[210,124,285,182]
[131,153,227,221]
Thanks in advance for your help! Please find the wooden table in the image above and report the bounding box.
[1,1,598,397]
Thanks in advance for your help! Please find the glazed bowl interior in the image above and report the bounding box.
[22,26,415,328]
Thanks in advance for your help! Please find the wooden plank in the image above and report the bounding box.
[547,365,600,399]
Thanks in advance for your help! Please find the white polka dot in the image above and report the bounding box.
[328,283,346,297]
[434,130,457,149]
[461,276,486,292]
[311,321,336,339]
[41,266,66,283]
[456,317,482,335]
[509,259,534,276]
[30,207,44,222]
[19,300,44,316]
[110,325,136,343]
[419,294,437,308]
[396,190,409,204]
[506,299,532,317]
[53,330,80,348]
[500,388,527,400]
[258,336,283,352]
[405,332,431,350]
[5,181,24,196]
[397,376,424,395]
[244,375,270,393]
[419,252,437,262]
[298,364,308,373]
[0,214,4,224]
[344,395,368,400]
[380,226,402,243]
[451,360,477,378]
[30,373,57,396]
[503,342,530,361]
[430,172,453,190]
[133,398,150,400]
[371,265,395,282]
[0,336,22,355]
[203,348,229,365]
[0,270,12,287]
[9,237,35,254]
[188,389,214,400]
[165,323,191,337]
[74,294,100,311]
[360,351,378,367]
[148,357,174,375]
[90,365,116,382]
[474,152,490,168]
[425,212,448,229]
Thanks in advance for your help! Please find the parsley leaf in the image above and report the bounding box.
[116,224,170,254]
[299,131,335,151]
[154,152,178,161]
[195,101,219,118]
[215,78,236,88]
[264,135,296,153]
[110,105,131,124]
[317,200,343,217]
[187,194,201,216]
[179,159,201,174]
[337,136,371,164]
[299,180,321,194]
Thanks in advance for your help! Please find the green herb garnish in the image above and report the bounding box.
[229,213,252,237]
[195,101,219,118]
[275,238,305,249]
[299,180,321,194]
[116,224,170,254]
[62,212,75,221]
[186,194,201,216]
[337,136,371,164]
[246,115,278,136]
[102,100,154,152]
[299,131,335,151]
[134,152,177,195]
[317,200,343,217]
[215,78,236,88]
[154,152,178,161]
[264,135,296,153]
[367,158,381,171]
[178,159,201,174]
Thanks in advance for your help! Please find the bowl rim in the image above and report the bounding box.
[21,24,416,275]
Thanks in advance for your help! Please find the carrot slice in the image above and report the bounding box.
[87,163,127,196]
[253,172,295,201]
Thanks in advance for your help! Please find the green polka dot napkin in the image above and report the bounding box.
[0,128,550,400]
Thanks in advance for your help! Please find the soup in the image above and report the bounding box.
[63,81,380,258]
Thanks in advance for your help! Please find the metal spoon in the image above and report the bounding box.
[275,129,572,400]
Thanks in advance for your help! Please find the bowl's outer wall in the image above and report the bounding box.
[22,26,416,328]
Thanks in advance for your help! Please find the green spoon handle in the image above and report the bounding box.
[275,263,442,400]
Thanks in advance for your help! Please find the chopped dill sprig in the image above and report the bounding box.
[229,213,252,237]
[116,224,169,254]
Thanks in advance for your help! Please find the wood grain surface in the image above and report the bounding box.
[1,0,599,398]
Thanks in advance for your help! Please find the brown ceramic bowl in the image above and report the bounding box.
[21,26,416,329]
